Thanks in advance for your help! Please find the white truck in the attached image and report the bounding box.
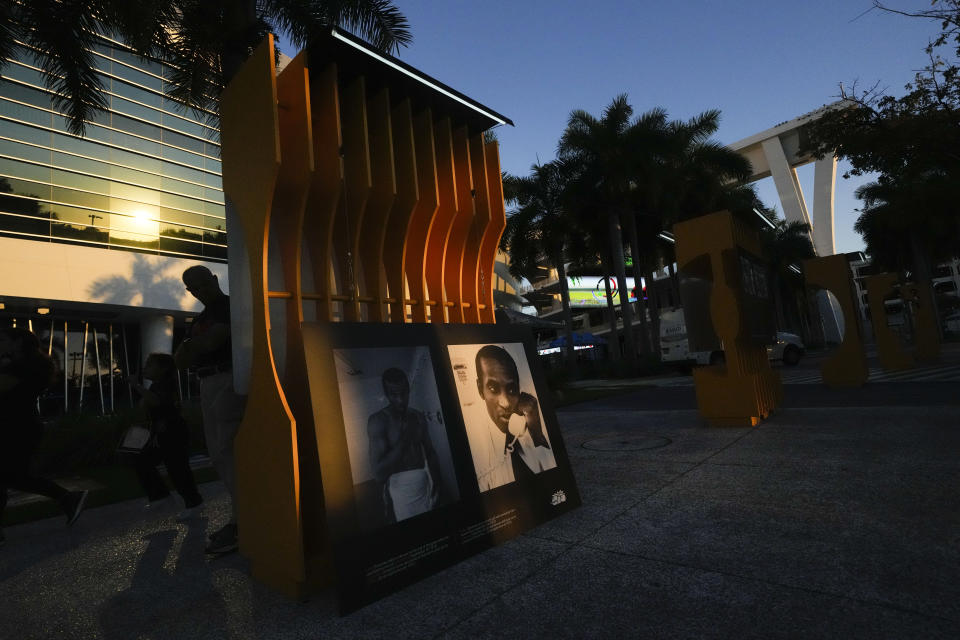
[659,307,804,369]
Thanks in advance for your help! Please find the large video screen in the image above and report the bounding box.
[565,275,641,308]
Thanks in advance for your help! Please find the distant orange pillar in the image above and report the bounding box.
[673,211,782,426]
[803,254,868,387]
[865,273,914,371]
[902,282,941,362]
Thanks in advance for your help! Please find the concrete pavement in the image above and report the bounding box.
[2,395,959,638]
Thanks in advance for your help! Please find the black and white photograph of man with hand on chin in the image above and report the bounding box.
[448,343,557,493]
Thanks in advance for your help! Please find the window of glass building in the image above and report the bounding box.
[0,35,225,261]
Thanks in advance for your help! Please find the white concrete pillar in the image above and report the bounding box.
[763,137,842,343]
[817,290,844,344]
[140,314,174,364]
[812,156,838,256]
[761,137,811,228]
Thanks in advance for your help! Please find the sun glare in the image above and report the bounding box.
[112,210,159,239]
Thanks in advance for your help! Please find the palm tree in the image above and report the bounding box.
[760,218,816,332]
[564,190,624,360]
[501,160,582,366]
[655,111,752,300]
[558,96,668,366]
[629,109,753,355]
[623,204,662,355]
[664,110,753,223]
[0,1,412,135]
[855,175,957,274]
[618,108,671,357]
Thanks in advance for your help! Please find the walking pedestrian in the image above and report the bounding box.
[0,327,87,546]
[129,353,203,521]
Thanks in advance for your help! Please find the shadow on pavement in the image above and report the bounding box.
[97,522,232,640]
[0,524,78,583]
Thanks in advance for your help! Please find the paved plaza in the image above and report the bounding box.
[2,380,959,639]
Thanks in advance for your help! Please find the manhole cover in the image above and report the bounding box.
[581,435,672,451]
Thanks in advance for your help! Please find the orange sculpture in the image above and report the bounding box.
[802,254,869,387]
[673,211,782,427]
[864,273,914,371]
[219,35,510,596]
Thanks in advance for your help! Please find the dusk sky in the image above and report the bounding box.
[283,1,943,255]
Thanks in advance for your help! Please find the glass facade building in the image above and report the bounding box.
[0,33,226,261]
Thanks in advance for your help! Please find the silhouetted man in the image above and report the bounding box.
[175,265,244,554]
[466,345,556,492]
[367,368,441,523]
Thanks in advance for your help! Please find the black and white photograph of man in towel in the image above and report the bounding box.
[333,346,459,532]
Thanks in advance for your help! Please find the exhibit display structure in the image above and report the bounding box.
[900,281,942,363]
[866,273,914,371]
[864,273,941,371]
[803,254,944,387]
[302,323,580,612]
[673,210,783,427]
[217,32,524,600]
[803,254,869,388]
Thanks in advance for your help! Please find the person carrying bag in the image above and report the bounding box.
[128,353,202,521]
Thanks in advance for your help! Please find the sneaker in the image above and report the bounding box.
[62,490,89,526]
[205,523,238,554]
[175,503,203,522]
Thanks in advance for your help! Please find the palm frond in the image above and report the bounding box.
[283,0,412,53]
[501,159,582,280]
[558,109,601,159]
[681,109,721,144]
[688,141,752,182]
[0,2,22,75]
[602,93,633,132]
[634,106,668,129]
[96,0,178,57]
[20,0,108,136]
[6,0,412,135]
